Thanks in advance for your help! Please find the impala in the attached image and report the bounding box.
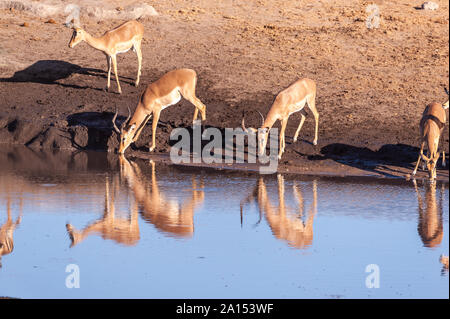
[66,176,140,247]
[240,175,317,249]
[242,78,318,159]
[0,199,22,268]
[113,68,207,154]
[413,179,444,248]
[412,92,448,180]
[119,156,204,237]
[68,20,144,94]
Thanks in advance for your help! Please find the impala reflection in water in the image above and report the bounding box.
[414,179,444,248]
[241,175,317,249]
[119,155,204,238]
[0,199,22,268]
[0,147,448,298]
[66,176,140,247]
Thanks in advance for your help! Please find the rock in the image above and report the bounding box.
[107,131,119,152]
[27,127,73,150]
[20,22,29,27]
[70,125,89,149]
[421,2,439,10]
[45,18,56,24]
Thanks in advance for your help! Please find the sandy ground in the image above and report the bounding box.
[0,0,448,180]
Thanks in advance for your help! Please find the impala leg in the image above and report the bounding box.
[111,55,122,94]
[307,94,319,146]
[106,56,112,91]
[132,114,152,144]
[442,150,446,168]
[278,118,288,159]
[149,111,160,152]
[183,95,205,122]
[293,112,306,143]
[413,142,425,176]
[430,149,440,180]
[135,41,142,87]
[181,78,206,122]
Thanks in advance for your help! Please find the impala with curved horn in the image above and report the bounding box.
[113,68,207,154]
[68,20,144,94]
[242,78,318,159]
[112,105,132,145]
[412,88,448,180]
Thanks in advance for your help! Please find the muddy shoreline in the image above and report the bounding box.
[0,1,449,181]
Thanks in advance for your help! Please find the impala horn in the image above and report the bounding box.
[112,108,121,134]
[444,88,449,110]
[112,106,131,133]
[241,110,264,133]
[241,111,248,133]
[257,110,265,127]
[123,106,131,129]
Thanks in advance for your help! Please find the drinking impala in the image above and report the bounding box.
[412,91,448,180]
[113,68,207,154]
[242,78,319,159]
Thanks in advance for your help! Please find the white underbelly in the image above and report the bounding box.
[288,96,308,116]
[117,47,132,54]
[161,88,182,110]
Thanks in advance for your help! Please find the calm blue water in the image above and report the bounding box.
[0,147,448,298]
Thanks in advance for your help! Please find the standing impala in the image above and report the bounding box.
[412,91,448,180]
[68,20,144,94]
[242,78,318,159]
[113,68,207,154]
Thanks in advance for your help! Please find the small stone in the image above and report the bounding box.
[21,22,29,27]
[421,2,439,10]
[45,19,56,24]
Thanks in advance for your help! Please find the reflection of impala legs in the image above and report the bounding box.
[240,175,317,249]
[119,156,204,238]
[412,179,443,248]
[0,198,22,267]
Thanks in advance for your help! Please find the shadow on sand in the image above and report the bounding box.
[294,143,448,178]
[0,60,133,91]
